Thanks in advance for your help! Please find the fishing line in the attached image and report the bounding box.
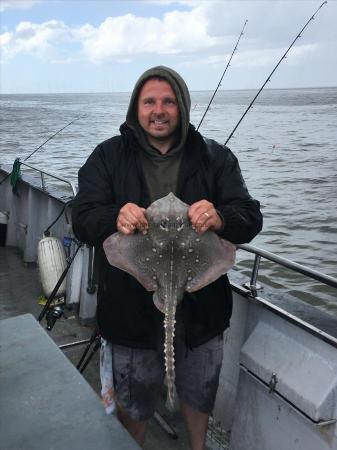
[224,1,328,145]
[197,19,248,131]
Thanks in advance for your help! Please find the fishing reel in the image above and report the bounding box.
[46,305,64,331]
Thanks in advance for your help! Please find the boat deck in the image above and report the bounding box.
[0,246,228,450]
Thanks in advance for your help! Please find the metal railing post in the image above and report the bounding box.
[244,254,262,296]
[40,171,46,190]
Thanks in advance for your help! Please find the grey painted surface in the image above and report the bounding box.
[229,301,337,450]
[0,314,139,450]
[230,369,337,450]
[241,319,337,421]
[0,168,70,262]
[79,245,97,324]
[213,292,249,431]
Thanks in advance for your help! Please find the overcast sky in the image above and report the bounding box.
[1,0,336,93]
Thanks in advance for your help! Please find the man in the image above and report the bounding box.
[72,66,262,449]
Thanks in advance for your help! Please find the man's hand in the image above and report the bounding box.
[188,200,224,235]
[117,203,148,235]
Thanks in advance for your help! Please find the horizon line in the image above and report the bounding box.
[1,85,336,96]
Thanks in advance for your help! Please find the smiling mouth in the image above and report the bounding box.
[152,119,168,125]
[150,120,169,129]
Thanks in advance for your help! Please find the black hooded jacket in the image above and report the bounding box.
[71,122,263,349]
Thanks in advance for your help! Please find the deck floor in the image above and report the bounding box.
[0,246,228,450]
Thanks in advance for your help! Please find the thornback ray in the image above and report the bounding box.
[103,193,236,408]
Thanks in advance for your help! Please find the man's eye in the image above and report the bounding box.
[144,99,154,105]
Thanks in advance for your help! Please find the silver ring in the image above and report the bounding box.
[124,222,133,229]
[204,212,210,218]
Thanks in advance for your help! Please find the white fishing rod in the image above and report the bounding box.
[225,1,328,145]
[197,19,248,131]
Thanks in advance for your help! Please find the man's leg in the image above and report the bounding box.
[180,401,209,450]
[111,343,165,446]
[117,404,147,447]
[175,333,224,450]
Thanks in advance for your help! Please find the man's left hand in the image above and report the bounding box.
[188,200,224,235]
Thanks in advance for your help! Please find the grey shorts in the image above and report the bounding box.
[111,329,224,421]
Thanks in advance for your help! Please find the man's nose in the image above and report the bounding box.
[153,101,165,114]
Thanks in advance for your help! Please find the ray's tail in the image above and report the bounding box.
[164,300,178,410]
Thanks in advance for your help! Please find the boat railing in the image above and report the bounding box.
[19,161,77,197]
[237,243,337,294]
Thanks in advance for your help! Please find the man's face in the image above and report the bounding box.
[137,78,180,149]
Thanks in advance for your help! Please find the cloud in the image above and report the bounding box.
[0,20,73,62]
[76,9,221,62]
[1,6,222,63]
[0,0,333,69]
[179,43,319,70]
[194,1,334,48]
[233,44,319,68]
[0,0,40,12]
[0,31,12,46]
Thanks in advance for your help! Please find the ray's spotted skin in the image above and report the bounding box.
[103,193,236,408]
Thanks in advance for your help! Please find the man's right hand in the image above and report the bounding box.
[117,203,148,235]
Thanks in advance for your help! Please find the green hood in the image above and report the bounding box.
[126,65,191,152]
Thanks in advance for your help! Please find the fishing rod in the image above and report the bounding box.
[197,19,248,131]
[24,115,84,161]
[224,0,328,145]
[0,115,84,186]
